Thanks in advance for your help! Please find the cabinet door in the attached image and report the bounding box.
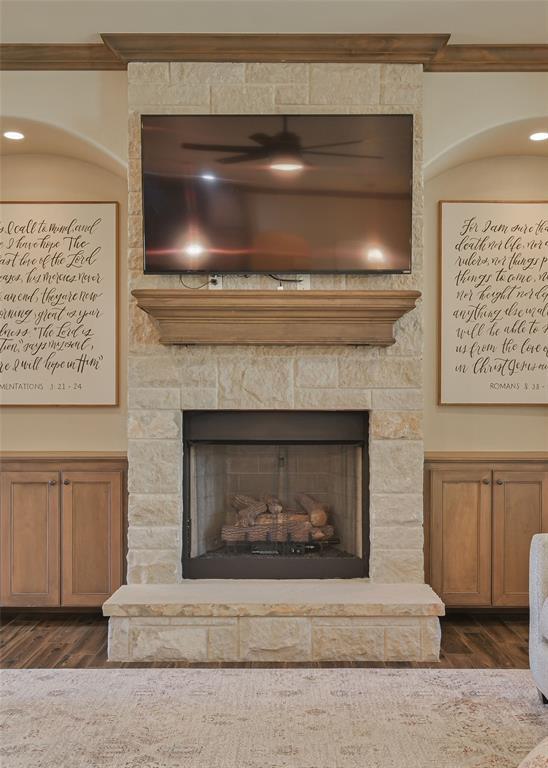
[0,472,60,606]
[430,469,492,606]
[61,471,123,607]
[492,471,548,607]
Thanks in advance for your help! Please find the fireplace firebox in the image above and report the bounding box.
[182,411,369,578]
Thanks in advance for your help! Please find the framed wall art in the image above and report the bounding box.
[439,200,548,405]
[0,201,119,406]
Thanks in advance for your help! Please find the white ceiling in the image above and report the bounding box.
[1,1,547,44]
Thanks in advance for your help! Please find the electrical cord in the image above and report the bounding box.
[179,275,215,289]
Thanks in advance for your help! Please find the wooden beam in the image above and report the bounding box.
[101,32,450,64]
[0,43,125,70]
[1,36,546,72]
[426,44,548,72]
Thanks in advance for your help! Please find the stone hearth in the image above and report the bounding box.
[104,60,441,663]
[105,581,443,662]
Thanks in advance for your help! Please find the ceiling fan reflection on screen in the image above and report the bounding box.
[181,115,382,173]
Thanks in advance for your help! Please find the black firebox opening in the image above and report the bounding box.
[182,410,369,579]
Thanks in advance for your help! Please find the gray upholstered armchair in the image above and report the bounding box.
[529,534,548,703]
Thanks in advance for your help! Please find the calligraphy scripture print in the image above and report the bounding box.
[0,202,118,406]
[439,201,548,405]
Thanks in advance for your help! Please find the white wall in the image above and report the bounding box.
[0,154,128,451]
[423,155,548,451]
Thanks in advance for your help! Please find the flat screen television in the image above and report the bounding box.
[141,114,413,274]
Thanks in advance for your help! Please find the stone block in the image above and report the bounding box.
[370,411,423,440]
[421,618,442,661]
[177,357,218,387]
[218,358,293,408]
[310,64,381,105]
[128,410,181,439]
[171,62,245,83]
[246,63,309,83]
[380,64,422,106]
[128,83,210,107]
[371,549,424,584]
[128,62,170,83]
[372,525,423,550]
[128,494,182,526]
[339,358,421,389]
[275,84,309,105]
[312,624,384,661]
[385,625,421,661]
[239,618,311,661]
[107,618,129,661]
[129,302,161,352]
[128,247,143,270]
[369,493,423,526]
[180,386,218,409]
[128,214,142,248]
[129,388,181,410]
[386,308,423,357]
[346,271,421,291]
[211,85,274,113]
[126,562,180,584]
[295,357,338,388]
[130,625,208,661]
[309,274,347,290]
[208,625,239,661]
[128,439,181,494]
[129,356,180,388]
[371,388,423,411]
[370,439,423,493]
[128,526,180,550]
[294,388,371,409]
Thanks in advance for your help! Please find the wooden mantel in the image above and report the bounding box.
[131,289,421,346]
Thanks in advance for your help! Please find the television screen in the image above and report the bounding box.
[141,114,413,274]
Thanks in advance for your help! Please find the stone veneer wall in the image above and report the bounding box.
[126,62,424,585]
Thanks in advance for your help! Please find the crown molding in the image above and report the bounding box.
[426,44,548,72]
[0,43,125,70]
[1,35,546,72]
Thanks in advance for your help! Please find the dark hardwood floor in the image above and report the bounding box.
[0,611,530,669]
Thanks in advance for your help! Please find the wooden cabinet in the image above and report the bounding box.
[425,454,548,608]
[430,469,492,606]
[0,455,126,608]
[0,472,60,607]
[492,471,548,607]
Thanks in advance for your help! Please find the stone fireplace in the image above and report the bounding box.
[103,60,444,662]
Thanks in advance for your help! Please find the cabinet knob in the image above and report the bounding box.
[482,479,490,485]
[63,479,70,485]
[49,480,57,486]
[496,479,504,485]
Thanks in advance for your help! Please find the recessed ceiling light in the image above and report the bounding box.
[3,130,25,141]
[529,132,548,142]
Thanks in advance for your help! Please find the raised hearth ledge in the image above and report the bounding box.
[104,581,444,617]
[104,582,443,662]
[131,289,421,346]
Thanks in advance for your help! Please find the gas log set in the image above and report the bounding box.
[221,493,336,552]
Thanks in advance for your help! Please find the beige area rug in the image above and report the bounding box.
[1,669,547,768]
